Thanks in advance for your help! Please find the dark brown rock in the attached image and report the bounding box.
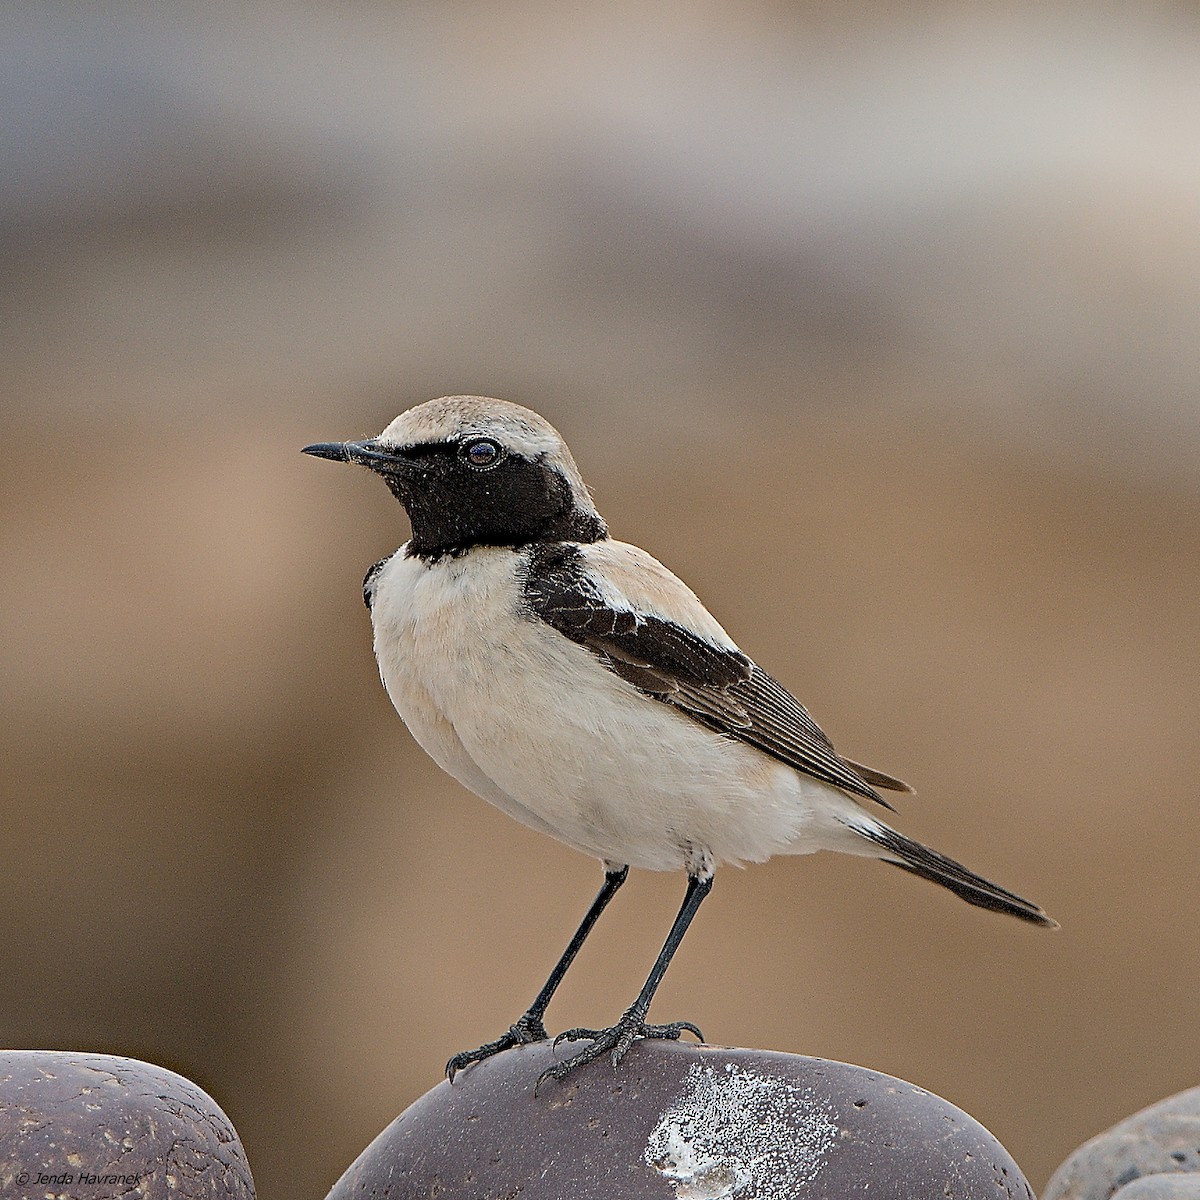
[326,1040,1032,1199]
[0,1050,255,1200]
[1044,1086,1200,1200]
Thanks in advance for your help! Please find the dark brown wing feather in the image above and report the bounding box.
[841,758,914,794]
[523,543,905,809]
[670,667,900,808]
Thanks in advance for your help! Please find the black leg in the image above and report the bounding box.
[537,870,713,1091]
[446,864,629,1081]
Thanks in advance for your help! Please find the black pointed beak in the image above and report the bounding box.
[301,441,352,462]
[302,440,403,471]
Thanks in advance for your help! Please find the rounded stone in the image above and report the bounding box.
[1044,1087,1200,1200]
[1114,1178,1200,1200]
[0,1050,255,1199]
[326,1039,1032,1199]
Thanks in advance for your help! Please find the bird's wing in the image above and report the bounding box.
[522,540,909,809]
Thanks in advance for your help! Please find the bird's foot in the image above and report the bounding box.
[535,1009,703,1093]
[446,1012,549,1082]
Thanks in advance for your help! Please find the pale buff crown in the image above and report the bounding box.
[377,395,598,517]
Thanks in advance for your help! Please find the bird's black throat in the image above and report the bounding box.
[386,444,607,562]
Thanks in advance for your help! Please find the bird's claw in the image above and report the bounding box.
[537,1014,704,1093]
[446,1012,549,1082]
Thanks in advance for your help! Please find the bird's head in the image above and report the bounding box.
[303,396,607,559]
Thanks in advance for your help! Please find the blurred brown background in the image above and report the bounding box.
[2,2,1198,1197]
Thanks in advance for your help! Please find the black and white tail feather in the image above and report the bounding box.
[849,819,1057,926]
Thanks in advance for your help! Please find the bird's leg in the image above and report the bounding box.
[446,864,628,1081]
[538,865,714,1091]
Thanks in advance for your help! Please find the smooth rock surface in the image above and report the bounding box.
[1044,1086,1200,1200]
[0,1050,255,1200]
[1114,1178,1200,1199]
[327,1039,1032,1199]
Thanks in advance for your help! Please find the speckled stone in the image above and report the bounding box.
[0,1050,255,1200]
[1113,1177,1200,1199]
[326,1039,1032,1199]
[1044,1086,1200,1200]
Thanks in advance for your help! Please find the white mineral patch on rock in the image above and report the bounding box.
[645,1061,838,1199]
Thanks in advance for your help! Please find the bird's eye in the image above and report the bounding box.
[460,438,502,469]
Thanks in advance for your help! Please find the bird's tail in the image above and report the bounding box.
[850,821,1058,928]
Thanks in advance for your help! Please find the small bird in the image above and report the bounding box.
[303,396,1055,1089]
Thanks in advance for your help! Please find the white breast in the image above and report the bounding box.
[370,545,855,871]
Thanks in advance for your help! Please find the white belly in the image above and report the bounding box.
[370,546,850,871]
